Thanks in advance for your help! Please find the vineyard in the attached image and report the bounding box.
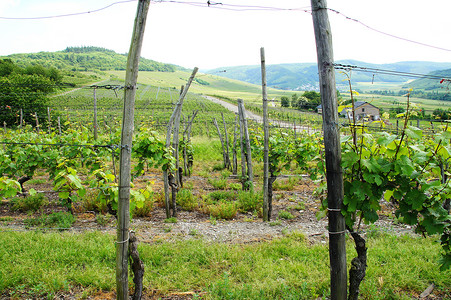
[1,79,451,299]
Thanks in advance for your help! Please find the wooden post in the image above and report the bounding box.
[213,117,228,168]
[93,86,98,140]
[19,109,23,129]
[57,116,62,136]
[232,114,238,175]
[311,0,347,299]
[47,107,51,134]
[163,68,198,218]
[237,99,253,190]
[34,112,40,133]
[221,112,231,170]
[117,1,150,299]
[261,47,270,221]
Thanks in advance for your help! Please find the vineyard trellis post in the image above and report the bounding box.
[261,47,270,221]
[163,68,198,218]
[116,0,150,299]
[311,0,347,299]
[93,86,98,140]
[237,99,253,190]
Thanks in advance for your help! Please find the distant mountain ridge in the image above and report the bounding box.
[206,60,451,91]
[2,46,178,72]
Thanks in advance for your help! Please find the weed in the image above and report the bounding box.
[278,210,295,220]
[237,190,262,213]
[207,201,237,220]
[164,217,177,223]
[189,229,198,236]
[273,177,299,191]
[176,188,197,211]
[269,219,282,226]
[24,212,75,229]
[132,198,155,218]
[228,182,241,190]
[10,193,48,212]
[95,214,111,226]
[208,177,228,190]
[163,226,172,233]
[28,178,46,185]
[0,216,14,223]
[212,163,225,171]
[209,215,217,225]
[220,169,232,179]
[208,190,236,202]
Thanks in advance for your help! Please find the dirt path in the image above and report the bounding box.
[202,95,313,132]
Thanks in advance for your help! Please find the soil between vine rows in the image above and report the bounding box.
[0,171,415,245]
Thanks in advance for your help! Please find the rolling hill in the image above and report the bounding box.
[2,46,178,72]
[206,60,451,91]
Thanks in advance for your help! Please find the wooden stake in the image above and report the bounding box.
[311,0,347,299]
[93,86,98,140]
[117,1,150,299]
[261,47,270,221]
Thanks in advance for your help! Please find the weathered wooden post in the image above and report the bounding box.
[261,47,270,221]
[311,0,347,299]
[93,86,98,140]
[117,1,150,299]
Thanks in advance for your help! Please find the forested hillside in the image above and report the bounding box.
[2,46,178,72]
[207,60,451,91]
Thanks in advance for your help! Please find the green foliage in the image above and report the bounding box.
[318,95,451,269]
[0,177,21,198]
[176,188,197,211]
[280,96,290,108]
[6,47,177,72]
[10,193,48,212]
[206,201,237,220]
[207,190,236,202]
[208,177,228,190]
[278,210,295,220]
[0,59,62,127]
[237,190,262,213]
[24,212,75,229]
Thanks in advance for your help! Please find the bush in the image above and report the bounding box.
[10,193,48,212]
[132,198,154,218]
[176,188,197,211]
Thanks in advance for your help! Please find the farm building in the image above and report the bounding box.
[317,101,380,121]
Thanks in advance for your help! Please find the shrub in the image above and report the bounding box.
[10,193,48,212]
[207,201,237,220]
[237,190,262,213]
[176,188,197,211]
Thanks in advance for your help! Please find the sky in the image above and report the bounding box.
[0,0,450,70]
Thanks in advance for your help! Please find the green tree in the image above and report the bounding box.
[280,96,290,108]
[291,93,299,107]
[303,91,321,105]
[0,60,61,127]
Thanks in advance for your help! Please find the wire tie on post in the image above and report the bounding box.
[116,230,130,244]
[327,208,341,212]
[328,230,346,235]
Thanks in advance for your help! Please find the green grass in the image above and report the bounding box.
[0,231,449,299]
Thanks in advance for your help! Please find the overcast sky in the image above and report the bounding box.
[1,0,450,70]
